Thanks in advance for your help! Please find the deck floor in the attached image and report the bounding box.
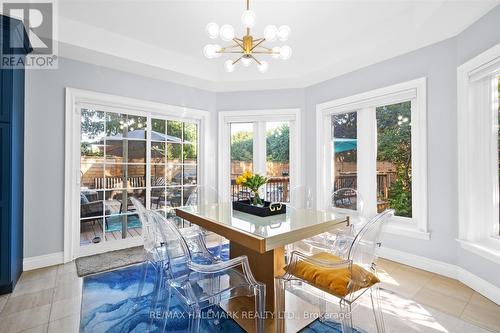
[80,220,142,245]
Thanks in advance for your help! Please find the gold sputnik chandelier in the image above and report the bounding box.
[203,0,291,73]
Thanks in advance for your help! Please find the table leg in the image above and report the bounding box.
[230,241,285,312]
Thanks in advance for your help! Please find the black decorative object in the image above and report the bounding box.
[233,200,286,217]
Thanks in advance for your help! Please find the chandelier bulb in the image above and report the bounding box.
[203,44,221,59]
[277,25,291,41]
[241,56,252,67]
[212,44,222,58]
[279,45,292,60]
[241,10,256,28]
[220,24,235,42]
[258,60,268,73]
[206,22,219,39]
[225,60,235,72]
[263,25,278,42]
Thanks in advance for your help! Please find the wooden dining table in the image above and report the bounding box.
[175,203,348,312]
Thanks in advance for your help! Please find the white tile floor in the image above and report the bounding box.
[0,258,498,333]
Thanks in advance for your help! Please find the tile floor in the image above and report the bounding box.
[0,258,499,333]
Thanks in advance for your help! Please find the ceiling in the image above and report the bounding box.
[56,0,499,91]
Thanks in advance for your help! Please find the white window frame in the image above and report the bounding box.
[218,109,301,204]
[457,42,500,264]
[64,88,212,262]
[316,78,429,240]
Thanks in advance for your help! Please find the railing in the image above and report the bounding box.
[334,173,396,201]
[231,177,290,202]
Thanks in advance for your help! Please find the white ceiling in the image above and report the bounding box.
[56,0,499,91]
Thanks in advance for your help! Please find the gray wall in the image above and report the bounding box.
[24,57,216,257]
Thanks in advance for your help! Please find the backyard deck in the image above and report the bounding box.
[80,220,142,245]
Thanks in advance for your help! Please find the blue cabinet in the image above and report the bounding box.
[0,15,31,294]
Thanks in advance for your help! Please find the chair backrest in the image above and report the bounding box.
[185,186,223,206]
[130,197,158,252]
[288,185,313,210]
[347,209,394,271]
[147,210,192,280]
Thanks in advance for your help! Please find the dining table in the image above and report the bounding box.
[175,203,349,312]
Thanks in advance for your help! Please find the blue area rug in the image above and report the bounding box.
[81,244,360,333]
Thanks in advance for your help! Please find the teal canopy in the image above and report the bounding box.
[334,138,357,153]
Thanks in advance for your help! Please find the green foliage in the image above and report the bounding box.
[388,178,412,217]
[244,173,268,192]
[266,124,290,162]
[245,173,268,206]
[376,102,412,217]
[80,142,103,157]
[230,131,253,161]
[230,124,290,162]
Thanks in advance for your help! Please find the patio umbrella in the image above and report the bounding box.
[104,129,182,142]
[98,129,183,158]
[334,138,357,153]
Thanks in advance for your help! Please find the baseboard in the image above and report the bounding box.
[379,247,500,306]
[23,252,64,271]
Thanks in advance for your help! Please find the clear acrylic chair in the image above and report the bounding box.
[148,210,266,333]
[283,185,314,259]
[287,185,313,210]
[130,198,217,301]
[130,197,166,299]
[185,186,228,259]
[299,188,367,257]
[275,209,394,333]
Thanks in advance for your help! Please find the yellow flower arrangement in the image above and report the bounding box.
[235,171,253,185]
[235,171,268,205]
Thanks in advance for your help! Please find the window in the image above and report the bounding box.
[230,123,254,201]
[457,43,500,262]
[79,109,199,246]
[332,112,358,210]
[66,88,211,260]
[317,78,427,238]
[266,122,290,202]
[228,121,291,203]
[376,102,412,217]
[218,109,300,205]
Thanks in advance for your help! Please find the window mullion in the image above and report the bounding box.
[146,114,152,210]
[357,107,378,218]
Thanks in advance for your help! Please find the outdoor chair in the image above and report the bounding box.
[80,192,110,221]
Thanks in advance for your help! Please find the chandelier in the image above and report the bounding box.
[203,0,292,73]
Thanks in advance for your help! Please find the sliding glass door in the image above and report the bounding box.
[79,107,198,247]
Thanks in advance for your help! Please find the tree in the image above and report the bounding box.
[230,131,253,161]
[376,101,412,217]
[230,123,291,163]
[266,124,289,162]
